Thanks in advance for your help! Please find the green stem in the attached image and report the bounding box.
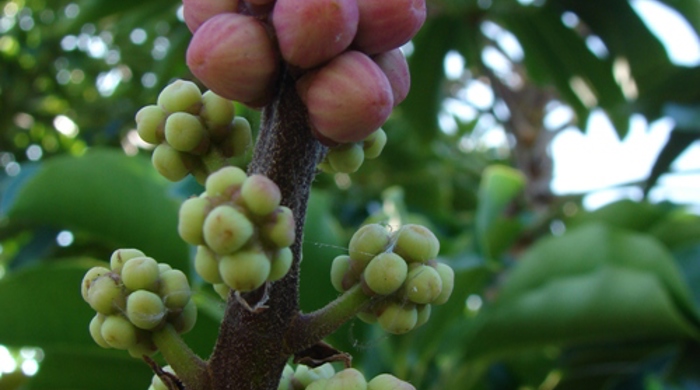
[153,325,211,390]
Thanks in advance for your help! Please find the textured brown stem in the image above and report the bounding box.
[207,71,323,390]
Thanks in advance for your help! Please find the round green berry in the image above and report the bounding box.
[126,290,166,330]
[404,265,442,304]
[356,310,377,324]
[306,379,330,390]
[195,245,223,284]
[121,257,160,292]
[368,374,416,390]
[213,283,230,300]
[81,266,110,301]
[326,368,367,390]
[330,255,352,292]
[101,315,138,349]
[200,90,235,130]
[178,197,210,246]
[158,263,172,274]
[152,144,191,182]
[363,252,408,295]
[278,364,295,390]
[164,112,208,153]
[268,247,293,282]
[328,143,365,173]
[392,225,439,263]
[110,248,146,274]
[295,364,336,388]
[363,129,387,160]
[172,299,198,334]
[128,337,157,359]
[159,269,192,309]
[415,304,431,328]
[205,166,247,197]
[220,116,252,158]
[432,263,454,305]
[218,249,271,292]
[348,224,391,272]
[377,302,417,335]
[241,174,282,216]
[158,79,202,114]
[151,365,175,390]
[203,205,254,254]
[261,206,296,248]
[87,274,125,315]
[135,105,166,144]
[89,314,110,348]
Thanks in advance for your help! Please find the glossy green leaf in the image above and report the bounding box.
[462,224,700,360]
[568,199,669,232]
[2,148,189,271]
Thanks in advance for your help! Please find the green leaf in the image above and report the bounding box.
[462,224,700,360]
[568,199,669,232]
[2,148,189,272]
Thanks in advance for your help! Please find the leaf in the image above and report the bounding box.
[568,199,669,232]
[462,224,700,360]
[2,148,189,272]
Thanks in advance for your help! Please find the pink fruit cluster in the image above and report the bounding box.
[183,0,424,145]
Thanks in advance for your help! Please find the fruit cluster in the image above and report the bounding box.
[277,363,416,390]
[331,224,454,334]
[317,128,387,174]
[178,166,295,297]
[135,79,252,182]
[81,249,196,357]
[183,0,421,145]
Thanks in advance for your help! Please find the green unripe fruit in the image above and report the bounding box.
[101,315,138,349]
[126,290,166,330]
[261,206,296,248]
[241,174,282,216]
[87,274,125,315]
[121,256,160,292]
[151,365,175,390]
[363,252,407,295]
[295,364,336,388]
[203,205,254,254]
[363,129,387,159]
[404,265,442,304]
[135,105,166,144]
[392,225,439,263]
[377,302,417,334]
[326,368,367,390]
[165,112,208,153]
[356,310,377,324]
[81,266,110,301]
[152,144,191,182]
[328,143,365,173]
[220,116,252,157]
[89,314,110,348]
[432,263,454,305]
[268,247,293,282]
[172,299,198,334]
[110,248,146,274]
[205,166,247,197]
[194,245,222,284]
[415,304,431,328]
[219,250,271,292]
[200,90,235,130]
[278,365,294,390]
[159,269,192,309]
[158,263,172,274]
[330,255,352,292]
[306,379,329,390]
[348,224,391,272]
[213,283,230,300]
[368,374,416,390]
[128,338,157,359]
[158,79,202,114]
[178,196,210,246]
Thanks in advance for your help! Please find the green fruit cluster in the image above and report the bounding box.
[81,249,196,357]
[318,129,387,174]
[330,224,454,334]
[277,364,415,390]
[135,79,252,182]
[178,167,295,296]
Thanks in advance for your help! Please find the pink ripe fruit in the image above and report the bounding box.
[272,0,359,69]
[182,0,240,33]
[353,0,427,55]
[186,13,279,107]
[298,51,393,144]
[373,48,411,107]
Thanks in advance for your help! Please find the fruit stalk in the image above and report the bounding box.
[152,324,210,390]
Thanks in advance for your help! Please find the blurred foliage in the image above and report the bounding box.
[1,0,700,389]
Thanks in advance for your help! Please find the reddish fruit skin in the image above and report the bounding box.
[353,0,426,55]
[298,51,393,144]
[182,0,240,33]
[273,0,359,69]
[187,13,279,107]
[373,49,411,107]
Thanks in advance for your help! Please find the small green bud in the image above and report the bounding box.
[432,263,454,305]
[392,225,439,263]
[205,166,247,197]
[219,249,271,292]
[126,290,167,330]
[268,247,293,282]
[241,174,282,216]
[195,245,223,284]
[327,143,365,173]
[164,112,208,153]
[159,269,192,309]
[121,257,160,292]
[203,205,254,254]
[101,315,138,350]
[377,302,417,335]
[404,265,442,305]
[348,224,391,272]
[158,79,202,114]
[110,248,146,274]
[135,105,166,144]
[363,252,407,295]
[178,196,210,246]
[152,144,191,182]
[89,314,110,348]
